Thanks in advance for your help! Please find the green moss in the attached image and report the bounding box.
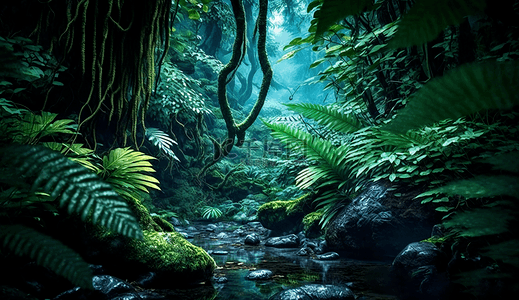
[302,211,324,238]
[152,215,176,232]
[257,193,313,231]
[125,196,162,231]
[124,230,216,273]
[302,211,324,231]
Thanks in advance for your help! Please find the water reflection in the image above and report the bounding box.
[186,232,395,300]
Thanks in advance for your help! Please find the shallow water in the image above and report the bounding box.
[178,223,398,300]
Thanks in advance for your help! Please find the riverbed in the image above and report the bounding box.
[173,221,398,300]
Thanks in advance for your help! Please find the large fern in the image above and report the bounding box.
[99,147,161,200]
[0,145,143,239]
[0,224,93,289]
[284,103,365,133]
[385,61,519,133]
[263,122,351,189]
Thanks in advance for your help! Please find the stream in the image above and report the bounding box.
[174,221,398,300]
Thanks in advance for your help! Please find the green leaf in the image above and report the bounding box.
[0,225,93,289]
[444,207,514,237]
[425,175,519,199]
[188,9,200,20]
[389,0,486,48]
[285,103,364,133]
[314,0,374,37]
[385,61,519,133]
[0,145,143,239]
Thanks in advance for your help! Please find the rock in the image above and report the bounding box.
[315,252,339,260]
[265,234,300,248]
[216,232,229,239]
[246,269,273,280]
[391,242,449,300]
[326,183,436,259]
[90,230,216,287]
[257,194,313,236]
[233,228,247,236]
[206,224,218,232]
[214,276,228,284]
[92,275,135,297]
[169,217,182,227]
[244,233,261,246]
[269,284,355,300]
[296,247,313,256]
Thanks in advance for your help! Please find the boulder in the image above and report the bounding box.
[269,284,355,300]
[257,194,313,236]
[326,183,436,259]
[265,234,300,248]
[244,233,261,246]
[89,229,216,288]
[246,269,273,280]
[390,242,449,300]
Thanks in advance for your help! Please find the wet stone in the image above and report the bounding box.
[315,252,340,260]
[213,276,228,284]
[244,233,261,246]
[270,284,355,300]
[265,234,300,248]
[233,228,247,236]
[216,232,229,239]
[246,269,273,280]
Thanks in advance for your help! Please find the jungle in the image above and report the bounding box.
[0,0,518,299]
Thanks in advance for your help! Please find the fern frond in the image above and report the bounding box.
[480,151,519,173]
[0,224,93,289]
[145,127,179,161]
[0,145,143,239]
[385,61,519,133]
[263,122,352,190]
[389,0,486,48]
[285,103,364,133]
[443,206,514,238]
[101,148,161,197]
[417,175,519,200]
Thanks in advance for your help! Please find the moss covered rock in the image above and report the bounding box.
[257,193,313,235]
[81,196,215,287]
[302,211,324,238]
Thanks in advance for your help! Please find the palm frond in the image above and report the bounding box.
[385,61,519,133]
[284,103,365,133]
[17,111,77,143]
[201,206,223,220]
[42,142,99,173]
[0,144,143,239]
[101,148,161,197]
[145,127,179,161]
[389,0,486,48]
[0,224,93,289]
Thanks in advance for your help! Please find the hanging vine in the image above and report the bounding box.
[199,0,272,177]
[33,0,172,147]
